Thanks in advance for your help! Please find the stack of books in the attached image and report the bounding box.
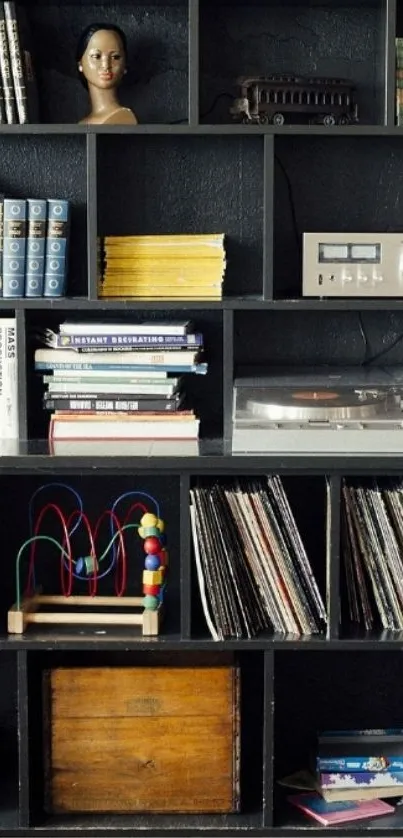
[284,729,403,825]
[342,479,403,631]
[397,38,403,126]
[36,320,206,442]
[0,2,39,124]
[190,476,327,639]
[98,234,226,300]
[315,729,403,802]
[0,197,70,298]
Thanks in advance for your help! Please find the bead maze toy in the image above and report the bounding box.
[7,484,168,636]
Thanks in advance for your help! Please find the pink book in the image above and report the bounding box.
[288,793,395,825]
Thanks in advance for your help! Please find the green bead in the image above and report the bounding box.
[143,595,159,611]
[143,526,160,538]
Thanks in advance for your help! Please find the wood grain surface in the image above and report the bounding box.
[44,665,240,814]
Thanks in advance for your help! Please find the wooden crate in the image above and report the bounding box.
[44,662,240,814]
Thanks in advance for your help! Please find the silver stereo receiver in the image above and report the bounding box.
[302,232,403,297]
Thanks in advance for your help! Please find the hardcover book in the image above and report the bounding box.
[2,198,26,297]
[288,793,394,826]
[25,198,46,297]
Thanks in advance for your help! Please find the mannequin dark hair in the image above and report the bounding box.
[76,23,128,87]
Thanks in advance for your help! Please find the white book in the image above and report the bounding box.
[44,369,167,379]
[46,382,179,396]
[49,438,200,457]
[35,349,199,366]
[50,417,200,441]
[58,321,192,336]
[0,318,18,438]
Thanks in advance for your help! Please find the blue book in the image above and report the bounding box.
[318,756,403,772]
[54,333,204,349]
[25,199,47,297]
[43,199,70,297]
[35,362,208,374]
[0,194,4,297]
[3,198,26,297]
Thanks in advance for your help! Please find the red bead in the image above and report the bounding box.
[143,584,160,596]
[144,536,161,555]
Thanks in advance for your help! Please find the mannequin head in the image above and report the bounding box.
[76,23,129,90]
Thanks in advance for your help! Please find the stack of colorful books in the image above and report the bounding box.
[35,320,206,442]
[285,729,403,826]
[98,234,226,300]
[315,728,403,802]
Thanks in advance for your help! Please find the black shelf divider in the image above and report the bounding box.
[180,473,192,638]
[87,133,98,301]
[263,135,274,301]
[223,309,234,445]
[17,650,30,829]
[326,475,342,641]
[188,0,199,127]
[385,0,398,126]
[15,309,28,441]
[262,650,274,829]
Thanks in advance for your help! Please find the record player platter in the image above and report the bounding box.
[245,389,389,422]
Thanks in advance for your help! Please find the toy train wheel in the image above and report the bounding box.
[258,114,269,124]
[272,112,285,126]
[338,115,350,125]
[323,114,336,126]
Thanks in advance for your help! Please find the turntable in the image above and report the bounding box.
[232,367,403,455]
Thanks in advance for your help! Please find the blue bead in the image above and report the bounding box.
[76,557,84,576]
[145,555,160,571]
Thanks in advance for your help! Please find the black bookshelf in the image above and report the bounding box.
[0,0,403,835]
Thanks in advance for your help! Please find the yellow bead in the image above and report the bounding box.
[143,569,163,586]
[140,513,158,528]
[156,518,165,532]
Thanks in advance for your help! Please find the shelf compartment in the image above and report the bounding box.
[97,135,264,299]
[0,653,19,829]
[273,649,403,830]
[200,1,386,126]
[23,308,223,441]
[189,474,328,640]
[25,3,188,125]
[0,136,88,299]
[273,135,403,300]
[23,649,262,827]
[234,309,403,369]
[0,473,181,638]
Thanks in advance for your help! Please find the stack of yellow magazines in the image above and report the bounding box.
[99,233,226,299]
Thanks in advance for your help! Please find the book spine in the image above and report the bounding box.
[0,194,4,297]
[319,770,403,788]
[3,198,26,297]
[59,322,192,337]
[25,199,47,297]
[43,199,70,297]
[43,397,182,412]
[13,3,39,123]
[0,318,18,437]
[0,2,16,123]
[35,361,208,373]
[55,333,203,349]
[4,1,28,124]
[317,757,403,772]
[0,64,6,122]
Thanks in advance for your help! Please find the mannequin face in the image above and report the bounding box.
[79,29,126,90]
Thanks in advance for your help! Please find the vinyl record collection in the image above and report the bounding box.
[190,477,327,639]
[342,479,403,631]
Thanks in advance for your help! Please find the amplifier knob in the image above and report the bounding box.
[358,274,368,283]
[373,274,384,283]
[342,271,353,283]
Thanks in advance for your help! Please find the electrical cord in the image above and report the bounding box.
[274,153,300,256]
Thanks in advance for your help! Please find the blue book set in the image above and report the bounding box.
[0,196,70,298]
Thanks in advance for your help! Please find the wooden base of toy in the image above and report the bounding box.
[7,594,161,636]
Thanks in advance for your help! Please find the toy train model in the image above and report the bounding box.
[230,75,359,126]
